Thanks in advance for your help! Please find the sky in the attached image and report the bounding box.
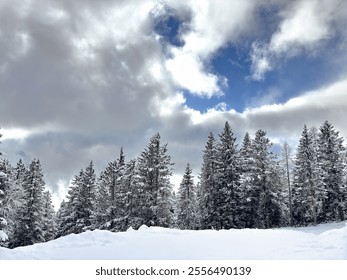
[1,0,347,208]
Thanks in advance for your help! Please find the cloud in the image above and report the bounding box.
[250,0,344,80]
[160,0,258,97]
[1,0,346,209]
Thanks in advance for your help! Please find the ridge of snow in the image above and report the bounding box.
[0,222,346,260]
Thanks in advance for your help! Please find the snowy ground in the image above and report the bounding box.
[1,222,346,260]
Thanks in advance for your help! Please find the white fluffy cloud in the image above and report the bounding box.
[251,0,344,80]
[161,0,257,97]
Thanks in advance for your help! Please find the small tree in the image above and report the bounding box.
[177,163,197,229]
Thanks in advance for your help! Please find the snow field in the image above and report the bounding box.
[0,221,346,260]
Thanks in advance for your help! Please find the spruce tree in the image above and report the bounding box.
[292,125,320,226]
[0,131,9,243]
[317,121,346,222]
[239,130,284,228]
[177,163,197,229]
[280,142,294,226]
[216,121,240,229]
[238,132,258,228]
[198,132,219,229]
[42,190,56,241]
[75,161,97,232]
[58,161,97,235]
[121,159,143,229]
[252,130,284,228]
[12,159,46,247]
[136,133,174,228]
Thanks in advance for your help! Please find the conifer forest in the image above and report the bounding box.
[1,120,346,248]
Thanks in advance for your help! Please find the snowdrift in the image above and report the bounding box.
[1,222,346,260]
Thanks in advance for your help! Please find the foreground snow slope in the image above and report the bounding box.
[1,222,346,260]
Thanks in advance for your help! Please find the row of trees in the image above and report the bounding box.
[1,120,346,248]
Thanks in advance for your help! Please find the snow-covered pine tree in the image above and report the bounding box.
[75,161,97,232]
[55,200,68,238]
[58,161,97,235]
[111,148,128,230]
[292,125,320,226]
[177,163,197,229]
[238,132,258,228]
[42,190,56,241]
[317,121,346,222]
[96,148,132,232]
[198,132,219,229]
[251,129,284,228]
[280,142,294,226]
[3,159,27,246]
[94,170,111,229]
[238,130,284,228]
[136,133,174,228]
[11,159,46,247]
[0,131,9,243]
[120,159,144,230]
[216,121,240,229]
[0,159,26,247]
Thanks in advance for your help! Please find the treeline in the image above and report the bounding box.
[1,120,346,248]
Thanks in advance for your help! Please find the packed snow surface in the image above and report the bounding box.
[1,222,346,260]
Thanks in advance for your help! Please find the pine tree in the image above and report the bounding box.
[216,121,240,229]
[0,130,8,243]
[238,132,258,228]
[74,161,97,233]
[280,142,294,226]
[239,130,284,228]
[177,163,197,229]
[121,159,143,229]
[11,159,46,247]
[198,132,219,229]
[136,133,174,228]
[42,191,56,241]
[0,139,9,243]
[58,161,97,235]
[0,159,26,247]
[94,172,111,228]
[292,125,320,226]
[111,148,128,230]
[252,130,284,228]
[317,121,346,222]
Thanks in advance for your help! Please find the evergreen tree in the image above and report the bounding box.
[252,129,284,228]
[0,130,8,243]
[317,121,346,222]
[74,161,97,233]
[280,142,294,226]
[58,161,97,235]
[120,159,143,229]
[42,191,56,241]
[11,159,46,247]
[292,125,320,226]
[136,133,174,228]
[177,163,197,229]
[238,132,258,228]
[0,132,9,243]
[198,132,219,229]
[55,200,69,238]
[239,130,284,228]
[94,171,111,229]
[0,159,26,246]
[216,121,240,229]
